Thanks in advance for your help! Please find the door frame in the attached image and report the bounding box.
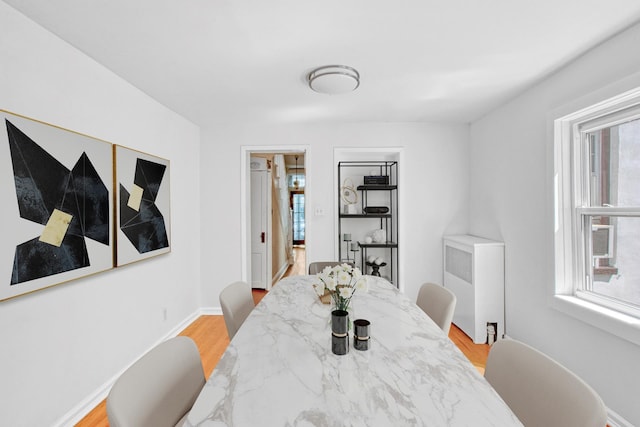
[240,145,309,290]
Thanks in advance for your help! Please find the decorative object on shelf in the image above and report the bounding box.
[331,309,349,355]
[363,206,389,214]
[372,229,386,243]
[353,319,371,351]
[340,178,358,214]
[364,236,373,244]
[313,263,367,311]
[343,233,352,262]
[350,242,360,261]
[363,175,389,185]
[366,260,387,277]
[307,65,360,95]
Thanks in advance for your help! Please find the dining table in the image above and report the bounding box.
[186,275,523,426]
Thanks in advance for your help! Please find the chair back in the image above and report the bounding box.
[309,261,353,275]
[106,336,205,427]
[219,281,255,340]
[416,282,457,335]
[485,339,607,427]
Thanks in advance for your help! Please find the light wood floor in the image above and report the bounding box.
[76,247,488,426]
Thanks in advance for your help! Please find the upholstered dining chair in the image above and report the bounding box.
[415,282,457,335]
[485,339,607,427]
[106,336,206,427]
[308,261,354,274]
[219,281,255,340]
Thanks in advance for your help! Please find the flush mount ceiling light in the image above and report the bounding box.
[307,65,360,94]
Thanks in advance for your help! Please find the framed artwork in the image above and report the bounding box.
[114,145,171,266]
[0,110,114,301]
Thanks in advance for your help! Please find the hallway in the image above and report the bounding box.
[284,246,306,277]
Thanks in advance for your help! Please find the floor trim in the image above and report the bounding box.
[53,309,203,427]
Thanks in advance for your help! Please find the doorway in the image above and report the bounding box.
[241,146,308,289]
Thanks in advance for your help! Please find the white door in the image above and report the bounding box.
[250,162,271,289]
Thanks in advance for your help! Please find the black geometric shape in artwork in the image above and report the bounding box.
[10,234,89,285]
[134,158,166,202]
[6,119,110,286]
[6,120,70,225]
[120,183,169,254]
[63,152,110,245]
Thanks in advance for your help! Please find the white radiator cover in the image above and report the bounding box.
[443,235,505,344]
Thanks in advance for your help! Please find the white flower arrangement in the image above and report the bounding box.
[313,263,367,311]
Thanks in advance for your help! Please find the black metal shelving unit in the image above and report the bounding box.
[337,161,398,286]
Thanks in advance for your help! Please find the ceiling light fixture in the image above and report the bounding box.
[307,65,360,95]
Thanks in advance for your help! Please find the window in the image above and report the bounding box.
[292,192,305,244]
[554,87,640,322]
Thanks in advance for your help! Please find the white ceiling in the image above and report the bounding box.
[5,0,640,126]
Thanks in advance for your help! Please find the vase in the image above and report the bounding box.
[372,228,385,243]
[331,309,349,355]
[353,319,370,351]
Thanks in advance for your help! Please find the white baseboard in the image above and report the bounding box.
[607,407,633,427]
[201,306,223,315]
[52,309,205,427]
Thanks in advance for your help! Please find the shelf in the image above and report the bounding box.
[338,159,398,287]
[358,241,398,248]
[339,213,392,219]
[357,185,397,191]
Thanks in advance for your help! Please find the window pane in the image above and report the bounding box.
[587,118,640,207]
[589,215,640,308]
[293,193,305,242]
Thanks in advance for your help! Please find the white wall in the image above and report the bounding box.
[469,22,640,425]
[200,122,469,308]
[0,2,201,426]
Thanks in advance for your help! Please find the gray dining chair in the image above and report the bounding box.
[416,282,457,335]
[219,281,255,340]
[485,339,607,427]
[106,336,206,427]
[308,261,353,274]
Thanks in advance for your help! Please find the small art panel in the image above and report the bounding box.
[0,110,114,301]
[115,145,171,266]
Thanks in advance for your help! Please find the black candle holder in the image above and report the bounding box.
[343,234,352,263]
[353,318,370,351]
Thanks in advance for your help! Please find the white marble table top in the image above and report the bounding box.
[187,275,522,426]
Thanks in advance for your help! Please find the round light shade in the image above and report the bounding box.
[308,65,360,94]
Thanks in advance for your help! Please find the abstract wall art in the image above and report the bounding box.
[0,110,114,301]
[115,145,171,266]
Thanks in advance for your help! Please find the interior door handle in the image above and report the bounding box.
[261,232,266,243]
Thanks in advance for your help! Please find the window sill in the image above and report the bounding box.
[551,295,640,347]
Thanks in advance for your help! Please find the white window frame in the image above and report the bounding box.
[552,85,640,346]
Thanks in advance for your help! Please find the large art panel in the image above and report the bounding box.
[0,110,113,301]
[115,145,171,266]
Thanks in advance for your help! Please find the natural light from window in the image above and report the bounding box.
[554,87,640,327]
[585,119,640,311]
